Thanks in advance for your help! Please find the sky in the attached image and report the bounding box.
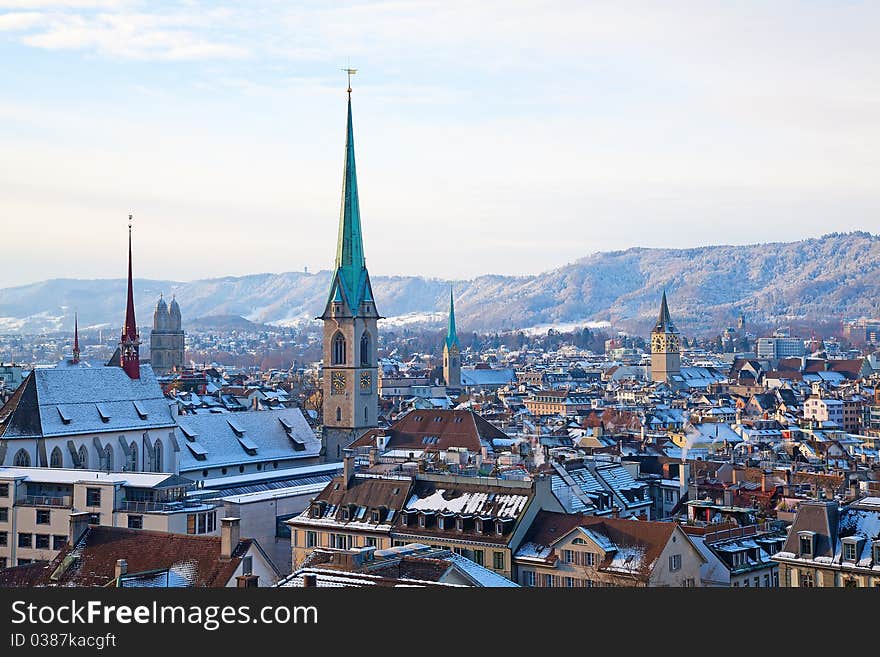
[1,0,879,287]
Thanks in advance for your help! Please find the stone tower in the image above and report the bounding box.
[150,294,185,375]
[443,288,461,390]
[650,290,681,383]
[319,82,380,461]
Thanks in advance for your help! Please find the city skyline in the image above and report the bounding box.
[2,1,880,288]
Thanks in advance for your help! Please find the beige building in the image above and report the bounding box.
[513,511,706,587]
[0,466,217,568]
[772,498,880,587]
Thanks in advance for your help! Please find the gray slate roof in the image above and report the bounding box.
[0,365,175,439]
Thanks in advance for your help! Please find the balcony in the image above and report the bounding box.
[20,495,72,508]
[118,499,211,514]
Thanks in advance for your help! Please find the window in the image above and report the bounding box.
[437,516,445,530]
[50,448,63,468]
[764,574,770,587]
[669,554,682,572]
[473,549,484,566]
[18,533,32,548]
[127,442,137,472]
[35,534,49,549]
[543,574,553,587]
[874,544,880,565]
[360,332,371,366]
[563,549,575,564]
[36,510,50,525]
[0,558,5,568]
[13,449,30,467]
[843,542,857,562]
[754,577,760,588]
[773,571,779,587]
[78,445,89,470]
[153,440,162,473]
[800,572,814,587]
[88,513,100,525]
[0,532,6,546]
[799,535,813,557]
[86,488,101,507]
[564,577,575,588]
[127,515,143,530]
[585,552,596,567]
[52,535,66,550]
[684,578,695,587]
[371,510,380,523]
[843,578,858,588]
[522,570,535,587]
[0,507,8,523]
[17,559,31,566]
[0,484,7,497]
[332,333,347,365]
[493,551,505,570]
[242,556,253,575]
[365,536,377,548]
[306,531,317,548]
[742,579,749,587]
[187,511,216,535]
[341,508,350,521]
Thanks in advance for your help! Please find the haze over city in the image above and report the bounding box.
[2,1,880,288]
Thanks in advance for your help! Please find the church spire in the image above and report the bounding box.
[333,80,367,307]
[120,216,140,379]
[72,313,80,364]
[654,289,677,333]
[446,287,459,349]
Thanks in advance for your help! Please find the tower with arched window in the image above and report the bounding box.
[319,80,380,460]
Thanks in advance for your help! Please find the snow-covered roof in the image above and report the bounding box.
[0,465,184,488]
[176,408,320,472]
[405,488,528,519]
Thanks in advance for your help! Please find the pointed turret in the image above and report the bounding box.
[120,218,140,379]
[72,313,80,364]
[443,286,462,389]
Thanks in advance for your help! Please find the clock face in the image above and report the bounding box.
[360,371,372,391]
[331,371,346,395]
[651,335,663,352]
[668,336,679,352]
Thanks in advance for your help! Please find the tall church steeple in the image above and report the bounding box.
[72,313,80,364]
[320,75,379,461]
[120,217,140,379]
[443,287,461,389]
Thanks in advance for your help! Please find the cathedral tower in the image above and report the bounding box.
[650,290,681,383]
[319,78,380,460]
[443,288,461,390]
[150,294,186,375]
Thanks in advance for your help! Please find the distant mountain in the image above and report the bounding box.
[2,232,879,335]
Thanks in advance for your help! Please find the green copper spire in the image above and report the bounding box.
[446,287,459,349]
[333,93,366,306]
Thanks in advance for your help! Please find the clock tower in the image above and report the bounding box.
[319,80,380,461]
[650,290,681,383]
[443,287,461,390]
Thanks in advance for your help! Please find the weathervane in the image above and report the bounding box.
[341,67,357,96]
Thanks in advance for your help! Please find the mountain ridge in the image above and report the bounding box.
[2,232,878,335]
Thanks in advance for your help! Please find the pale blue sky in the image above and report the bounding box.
[1,1,879,287]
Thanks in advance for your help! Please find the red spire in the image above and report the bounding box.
[121,216,140,379]
[72,313,80,364]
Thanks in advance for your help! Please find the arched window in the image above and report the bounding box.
[13,449,30,467]
[103,445,114,471]
[128,442,138,472]
[332,332,347,365]
[78,445,89,470]
[153,440,163,473]
[364,406,368,422]
[360,332,371,366]
[50,447,63,468]
[336,407,342,422]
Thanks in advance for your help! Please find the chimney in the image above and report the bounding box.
[761,471,768,493]
[302,573,317,588]
[236,574,260,588]
[343,449,355,489]
[679,461,690,499]
[731,468,737,485]
[369,447,379,468]
[115,559,128,580]
[68,511,90,545]
[220,517,241,560]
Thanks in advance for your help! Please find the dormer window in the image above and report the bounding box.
[371,510,380,523]
[495,520,504,535]
[437,516,445,530]
[400,511,409,526]
[843,541,857,562]
[418,514,426,528]
[873,542,880,565]
[456,517,464,532]
[798,531,815,558]
[475,519,483,533]
[311,504,322,518]
[341,507,350,521]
